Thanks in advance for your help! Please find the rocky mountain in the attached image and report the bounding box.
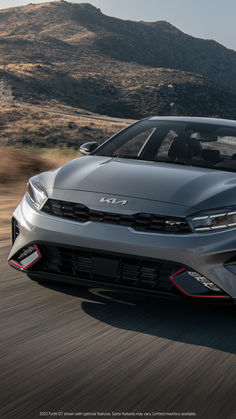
[0,1,236,119]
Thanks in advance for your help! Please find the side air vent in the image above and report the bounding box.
[12,217,20,244]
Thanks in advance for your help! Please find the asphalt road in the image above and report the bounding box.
[1,245,236,419]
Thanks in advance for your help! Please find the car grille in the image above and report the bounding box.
[31,244,183,293]
[42,199,191,234]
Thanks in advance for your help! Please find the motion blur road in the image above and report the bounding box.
[1,245,236,419]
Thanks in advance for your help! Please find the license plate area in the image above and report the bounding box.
[92,257,119,278]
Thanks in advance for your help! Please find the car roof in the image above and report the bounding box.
[148,116,236,127]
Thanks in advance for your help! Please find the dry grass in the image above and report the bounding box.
[0,102,130,148]
[0,146,83,181]
[0,184,25,245]
[0,149,51,183]
[0,147,82,244]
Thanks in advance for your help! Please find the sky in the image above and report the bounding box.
[1,0,236,51]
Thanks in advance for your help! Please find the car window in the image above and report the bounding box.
[113,128,156,157]
[156,130,179,158]
[200,136,236,156]
[94,120,236,172]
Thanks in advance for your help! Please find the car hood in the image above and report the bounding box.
[49,156,236,211]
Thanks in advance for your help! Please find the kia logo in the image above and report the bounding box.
[100,197,128,205]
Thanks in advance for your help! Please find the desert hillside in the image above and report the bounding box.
[0,102,131,148]
[0,1,235,125]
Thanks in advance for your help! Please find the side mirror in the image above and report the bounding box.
[80,142,99,155]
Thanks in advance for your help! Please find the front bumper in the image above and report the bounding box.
[8,193,236,302]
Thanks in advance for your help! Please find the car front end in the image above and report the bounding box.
[8,117,236,303]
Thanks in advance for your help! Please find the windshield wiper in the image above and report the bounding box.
[192,164,236,173]
[95,153,113,157]
[155,159,191,166]
[112,155,142,160]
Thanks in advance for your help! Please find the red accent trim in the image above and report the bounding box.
[170,268,228,299]
[9,245,41,270]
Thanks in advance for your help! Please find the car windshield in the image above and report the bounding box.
[94,119,236,172]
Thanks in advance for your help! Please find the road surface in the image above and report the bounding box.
[0,245,235,419]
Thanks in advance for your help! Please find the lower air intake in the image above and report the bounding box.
[31,244,183,293]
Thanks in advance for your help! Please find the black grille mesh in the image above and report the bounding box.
[32,244,183,293]
[42,199,191,234]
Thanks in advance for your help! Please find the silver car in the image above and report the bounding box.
[8,117,236,303]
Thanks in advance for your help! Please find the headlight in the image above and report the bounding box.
[27,177,48,209]
[190,208,236,232]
